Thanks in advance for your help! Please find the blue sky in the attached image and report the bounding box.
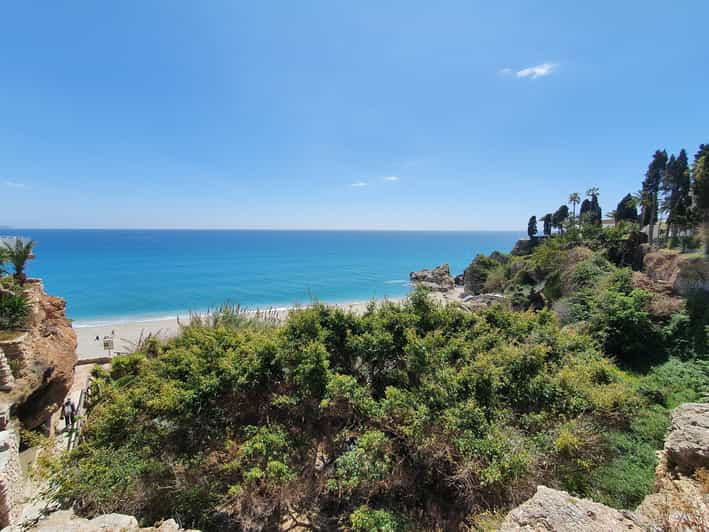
[1,1,707,230]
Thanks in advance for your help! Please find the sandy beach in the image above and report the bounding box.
[73,298,411,360]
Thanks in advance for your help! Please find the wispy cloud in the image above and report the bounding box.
[350,181,368,188]
[2,180,26,188]
[382,176,400,182]
[500,62,558,79]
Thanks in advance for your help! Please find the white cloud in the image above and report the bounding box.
[2,180,26,188]
[514,62,558,79]
[498,68,514,76]
[350,181,368,188]
[382,176,400,182]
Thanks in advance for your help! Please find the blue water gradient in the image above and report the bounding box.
[2,230,522,324]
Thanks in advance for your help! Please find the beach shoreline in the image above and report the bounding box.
[73,297,409,360]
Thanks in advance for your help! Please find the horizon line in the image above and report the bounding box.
[3,227,524,233]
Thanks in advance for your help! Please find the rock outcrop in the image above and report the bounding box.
[499,486,645,531]
[3,510,200,531]
[0,404,21,529]
[511,238,540,257]
[409,264,454,292]
[643,248,709,296]
[1,280,77,430]
[636,402,709,530]
[663,402,709,475]
[501,402,709,531]
[631,271,684,318]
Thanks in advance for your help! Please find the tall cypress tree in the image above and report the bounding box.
[552,205,569,233]
[641,150,667,243]
[542,213,552,236]
[692,144,709,256]
[662,150,691,245]
[585,188,602,226]
[615,193,638,222]
[579,199,592,223]
[527,216,538,239]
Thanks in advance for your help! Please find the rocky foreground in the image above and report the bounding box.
[501,402,709,531]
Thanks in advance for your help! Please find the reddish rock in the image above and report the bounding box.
[1,280,77,430]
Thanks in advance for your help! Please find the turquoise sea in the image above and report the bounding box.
[2,230,522,325]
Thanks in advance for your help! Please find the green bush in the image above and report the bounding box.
[0,292,30,330]
[43,292,699,530]
[350,506,404,532]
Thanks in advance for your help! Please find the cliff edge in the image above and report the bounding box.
[0,279,77,430]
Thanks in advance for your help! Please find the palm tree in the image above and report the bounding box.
[568,192,580,223]
[586,187,600,200]
[2,239,35,284]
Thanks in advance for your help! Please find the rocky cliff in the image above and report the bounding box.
[0,405,21,529]
[643,248,709,296]
[0,280,76,529]
[500,402,709,531]
[0,279,77,430]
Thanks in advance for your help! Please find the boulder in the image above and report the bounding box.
[5,509,200,531]
[663,402,709,475]
[499,485,645,531]
[409,264,454,292]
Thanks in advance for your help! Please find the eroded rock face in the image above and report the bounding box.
[1,280,77,430]
[499,485,645,531]
[643,249,709,296]
[631,271,684,318]
[409,264,455,292]
[0,405,22,529]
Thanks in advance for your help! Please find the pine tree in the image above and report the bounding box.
[640,150,667,243]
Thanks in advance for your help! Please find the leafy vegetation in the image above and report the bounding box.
[0,277,30,330]
[40,283,707,530]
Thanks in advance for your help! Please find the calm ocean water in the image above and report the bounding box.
[2,230,522,325]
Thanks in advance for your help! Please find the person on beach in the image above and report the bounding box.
[63,398,76,429]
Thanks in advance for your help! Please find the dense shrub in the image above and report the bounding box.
[0,288,30,330]
[42,291,664,530]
